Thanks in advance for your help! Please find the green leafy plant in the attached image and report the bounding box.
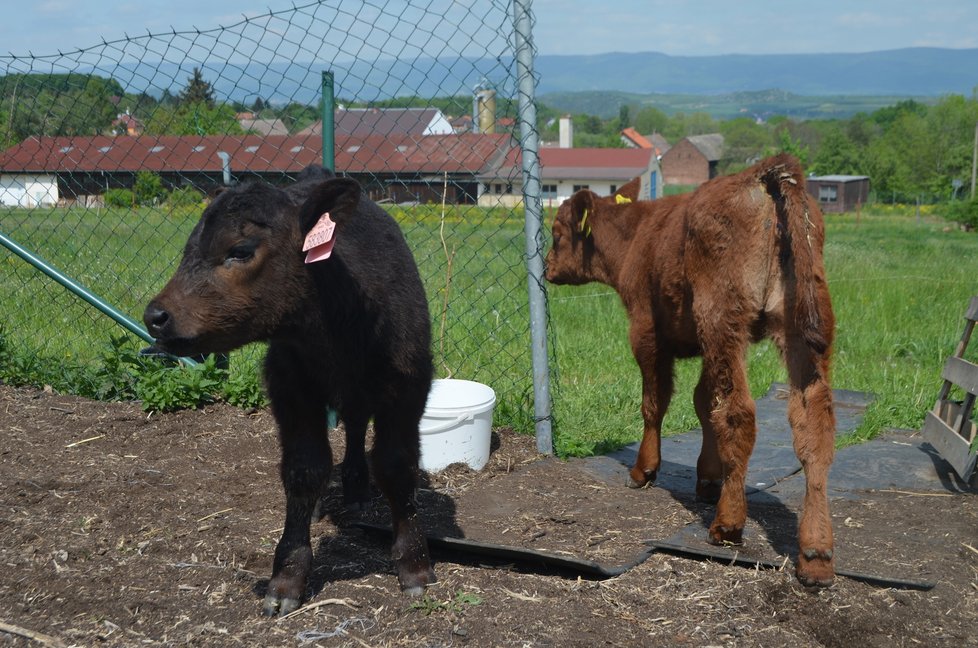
[90,334,147,401]
[222,368,268,409]
[136,354,226,412]
[165,185,205,209]
[410,590,483,616]
[943,198,978,230]
[133,171,167,206]
[103,188,133,208]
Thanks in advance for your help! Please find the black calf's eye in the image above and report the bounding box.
[225,244,255,263]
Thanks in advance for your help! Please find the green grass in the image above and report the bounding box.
[2,202,976,457]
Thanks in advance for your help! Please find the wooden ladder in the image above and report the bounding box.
[922,296,978,481]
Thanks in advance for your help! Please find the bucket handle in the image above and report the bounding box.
[419,413,473,435]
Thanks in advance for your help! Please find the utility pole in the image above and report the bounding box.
[971,122,978,200]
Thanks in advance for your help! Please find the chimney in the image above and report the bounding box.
[216,151,232,186]
[559,116,573,148]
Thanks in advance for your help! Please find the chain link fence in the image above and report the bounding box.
[0,0,552,441]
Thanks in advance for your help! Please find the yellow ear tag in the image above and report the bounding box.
[615,194,632,204]
[579,208,592,237]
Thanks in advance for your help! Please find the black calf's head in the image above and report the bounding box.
[144,172,361,355]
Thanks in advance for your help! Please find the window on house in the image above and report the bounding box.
[610,184,618,194]
[541,184,557,198]
[818,185,838,203]
[572,184,589,192]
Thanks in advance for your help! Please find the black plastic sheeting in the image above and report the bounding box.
[360,384,974,590]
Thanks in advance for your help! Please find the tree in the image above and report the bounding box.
[633,106,669,136]
[133,171,166,206]
[178,68,215,108]
[618,104,630,130]
[810,128,863,176]
[770,128,810,167]
[719,117,773,171]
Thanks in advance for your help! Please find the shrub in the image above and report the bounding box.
[943,198,978,230]
[103,188,133,208]
[166,185,205,209]
[134,171,167,206]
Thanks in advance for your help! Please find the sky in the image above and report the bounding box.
[3,0,977,60]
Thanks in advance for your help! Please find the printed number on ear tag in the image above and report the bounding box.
[303,212,336,263]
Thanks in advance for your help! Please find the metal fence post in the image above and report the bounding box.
[513,0,553,454]
[322,70,335,172]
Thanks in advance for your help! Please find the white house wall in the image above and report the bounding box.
[0,174,59,207]
[424,112,455,135]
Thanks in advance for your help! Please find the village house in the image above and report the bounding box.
[660,133,724,186]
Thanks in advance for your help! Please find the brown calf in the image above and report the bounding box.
[545,154,837,586]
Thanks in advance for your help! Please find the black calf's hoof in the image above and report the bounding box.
[399,566,437,597]
[262,593,301,617]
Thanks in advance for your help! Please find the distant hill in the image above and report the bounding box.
[533,48,978,96]
[97,47,976,109]
[537,89,933,121]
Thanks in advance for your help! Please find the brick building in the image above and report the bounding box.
[660,133,724,186]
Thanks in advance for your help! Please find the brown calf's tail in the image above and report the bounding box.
[760,154,830,354]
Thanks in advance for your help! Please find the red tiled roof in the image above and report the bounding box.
[0,133,516,176]
[621,127,654,149]
[483,146,652,181]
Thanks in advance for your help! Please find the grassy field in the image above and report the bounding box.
[2,202,977,458]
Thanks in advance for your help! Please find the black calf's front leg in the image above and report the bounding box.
[263,429,333,616]
[262,360,333,616]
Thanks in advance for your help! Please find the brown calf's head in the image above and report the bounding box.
[143,172,361,356]
[544,188,602,286]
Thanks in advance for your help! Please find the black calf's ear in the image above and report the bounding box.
[298,177,362,236]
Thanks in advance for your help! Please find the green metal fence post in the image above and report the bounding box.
[322,70,335,172]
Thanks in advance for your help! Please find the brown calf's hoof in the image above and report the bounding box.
[695,479,723,504]
[796,548,835,587]
[707,523,744,546]
[628,467,657,488]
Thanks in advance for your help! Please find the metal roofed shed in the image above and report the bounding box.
[805,174,870,213]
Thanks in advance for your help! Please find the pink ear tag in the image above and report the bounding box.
[303,212,337,263]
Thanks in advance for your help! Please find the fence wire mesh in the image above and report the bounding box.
[0,0,550,435]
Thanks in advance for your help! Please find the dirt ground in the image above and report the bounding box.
[1,383,977,648]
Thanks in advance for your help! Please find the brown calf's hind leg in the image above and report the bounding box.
[693,375,723,503]
[701,349,757,546]
[788,349,836,587]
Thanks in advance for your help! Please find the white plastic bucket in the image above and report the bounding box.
[419,379,496,472]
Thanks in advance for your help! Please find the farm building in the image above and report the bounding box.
[477,146,663,209]
[0,133,518,206]
[0,172,58,207]
[620,128,669,158]
[805,174,871,213]
[660,133,724,186]
[299,107,454,138]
